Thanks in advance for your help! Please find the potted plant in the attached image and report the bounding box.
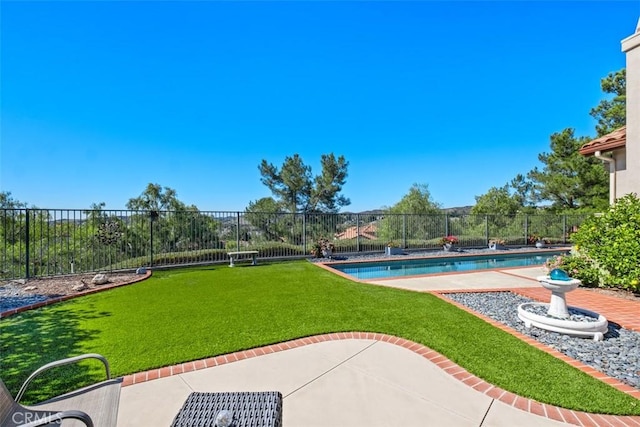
[528,233,548,248]
[440,235,458,252]
[488,238,506,250]
[385,241,403,256]
[310,238,335,259]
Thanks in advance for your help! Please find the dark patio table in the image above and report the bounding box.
[170,391,283,427]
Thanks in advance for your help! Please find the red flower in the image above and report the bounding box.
[441,236,458,245]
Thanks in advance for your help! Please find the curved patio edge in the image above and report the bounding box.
[0,270,153,319]
[121,332,640,427]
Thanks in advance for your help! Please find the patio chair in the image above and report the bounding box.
[1,353,121,427]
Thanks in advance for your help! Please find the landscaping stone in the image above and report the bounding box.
[91,273,108,285]
[72,283,89,292]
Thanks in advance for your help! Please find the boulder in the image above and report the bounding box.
[136,267,147,275]
[72,283,89,292]
[91,273,109,285]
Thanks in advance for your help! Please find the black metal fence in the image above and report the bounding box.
[0,208,589,279]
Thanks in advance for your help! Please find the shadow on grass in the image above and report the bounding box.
[0,304,109,404]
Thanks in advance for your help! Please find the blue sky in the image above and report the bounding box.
[1,1,638,212]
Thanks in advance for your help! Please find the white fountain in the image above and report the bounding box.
[517,269,608,341]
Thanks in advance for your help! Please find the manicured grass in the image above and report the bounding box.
[1,261,639,414]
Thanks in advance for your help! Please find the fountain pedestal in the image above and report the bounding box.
[517,273,608,341]
[537,276,580,318]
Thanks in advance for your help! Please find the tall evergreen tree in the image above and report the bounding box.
[527,129,609,211]
[589,68,626,136]
[126,183,193,212]
[258,153,350,213]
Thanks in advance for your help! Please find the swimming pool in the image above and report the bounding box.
[328,251,566,280]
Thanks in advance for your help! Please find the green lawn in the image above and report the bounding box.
[1,261,639,414]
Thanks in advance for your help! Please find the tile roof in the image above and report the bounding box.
[579,126,626,155]
[335,223,378,240]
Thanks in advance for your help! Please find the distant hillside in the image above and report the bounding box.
[441,206,473,215]
[348,206,474,215]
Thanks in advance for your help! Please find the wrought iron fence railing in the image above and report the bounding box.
[0,209,590,279]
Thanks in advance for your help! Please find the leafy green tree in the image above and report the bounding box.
[590,68,626,137]
[259,153,350,213]
[470,185,525,241]
[527,128,609,212]
[126,183,192,212]
[0,192,27,276]
[471,185,521,216]
[0,192,28,246]
[244,197,289,242]
[0,191,28,209]
[379,184,442,243]
[387,184,441,215]
[125,183,210,257]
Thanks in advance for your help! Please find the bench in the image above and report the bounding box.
[227,251,259,267]
[1,353,121,427]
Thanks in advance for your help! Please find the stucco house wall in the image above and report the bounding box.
[621,21,640,198]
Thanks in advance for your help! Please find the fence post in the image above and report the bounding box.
[562,215,567,244]
[236,212,241,250]
[445,214,449,237]
[485,215,488,245]
[524,215,529,246]
[302,213,307,255]
[149,214,154,267]
[356,214,361,252]
[402,214,407,248]
[25,209,30,279]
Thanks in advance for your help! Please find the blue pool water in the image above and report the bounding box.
[329,252,566,280]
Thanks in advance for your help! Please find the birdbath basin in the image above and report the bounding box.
[518,269,608,341]
[536,275,580,318]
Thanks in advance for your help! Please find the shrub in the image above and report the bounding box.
[310,238,334,258]
[570,194,640,292]
[544,253,604,288]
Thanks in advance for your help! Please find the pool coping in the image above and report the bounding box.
[314,247,569,282]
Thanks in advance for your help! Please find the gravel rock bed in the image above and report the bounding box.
[445,291,640,390]
[0,283,49,312]
[522,303,602,322]
[0,273,142,314]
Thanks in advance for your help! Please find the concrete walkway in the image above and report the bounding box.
[362,265,544,291]
[118,338,569,426]
[116,267,640,426]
